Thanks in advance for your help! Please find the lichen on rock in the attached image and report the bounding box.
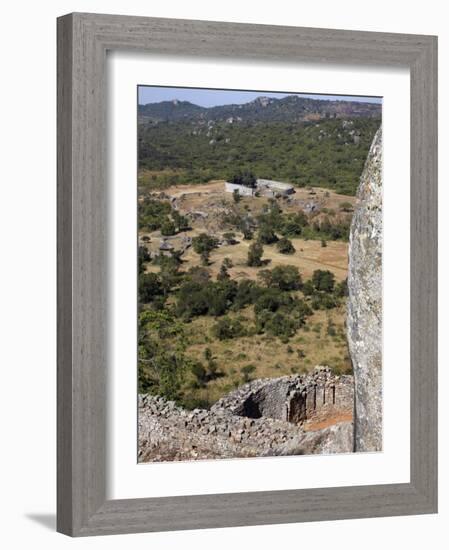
[347,127,383,452]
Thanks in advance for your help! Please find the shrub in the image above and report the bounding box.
[311,293,338,310]
[184,266,211,285]
[279,212,308,236]
[212,317,247,340]
[171,210,189,232]
[138,197,172,231]
[247,241,264,266]
[139,272,163,303]
[302,279,315,296]
[241,364,256,383]
[335,278,348,297]
[258,225,278,245]
[339,201,354,212]
[254,288,288,314]
[229,170,257,188]
[139,351,187,402]
[312,269,335,292]
[190,362,208,388]
[242,227,254,240]
[160,219,176,236]
[176,279,237,319]
[176,281,210,317]
[138,246,151,274]
[192,233,219,265]
[276,237,295,254]
[263,312,296,338]
[222,232,237,244]
[233,279,261,310]
[222,257,233,269]
[217,262,230,281]
[259,265,302,291]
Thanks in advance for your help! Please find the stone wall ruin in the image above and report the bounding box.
[139,367,354,462]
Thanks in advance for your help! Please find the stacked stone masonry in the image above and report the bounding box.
[139,367,354,462]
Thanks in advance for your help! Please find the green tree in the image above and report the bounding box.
[138,246,151,274]
[280,212,308,237]
[258,224,278,245]
[192,233,219,265]
[172,210,189,231]
[212,317,247,340]
[247,241,264,267]
[156,352,187,401]
[335,278,349,297]
[222,257,233,269]
[242,227,253,240]
[270,265,302,291]
[276,237,295,254]
[185,266,211,285]
[312,269,335,292]
[229,170,256,188]
[302,279,315,296]
[217,262,230,281]
[223,232,237,244]
[160,219,176,236]
[233,279,260,310]
[232,189,241,203]
[190,361,208,388]
[158,255,181,295]
[139,272,163,303]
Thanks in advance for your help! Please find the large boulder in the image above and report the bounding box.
[347,127,383,452]
[273,421,354,456]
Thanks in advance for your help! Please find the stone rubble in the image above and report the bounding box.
[139,367,354,462]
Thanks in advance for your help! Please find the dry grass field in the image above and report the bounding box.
[142,180,353,282]
[179,304,351,405]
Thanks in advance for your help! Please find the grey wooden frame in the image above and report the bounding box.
[57,12,438,537]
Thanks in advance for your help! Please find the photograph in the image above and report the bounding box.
[136,85,382,462]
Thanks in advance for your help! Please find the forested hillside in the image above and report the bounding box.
[138,96,380,195]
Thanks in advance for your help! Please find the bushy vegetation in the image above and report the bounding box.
[138,241,350,404]
[258,265,302,291]
[213,316,247,340]
[138,117,380,195]
[139,196,189,233]
[276,237,295,254]
[221,198,351,244]
[228,170,257,188]
[247,241,264,266]
[192,233,219,265]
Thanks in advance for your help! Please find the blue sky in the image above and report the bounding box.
[138,86,382,107]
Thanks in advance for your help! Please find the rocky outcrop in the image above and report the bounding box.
[347,127,383,452]
[274,421,354,456]
[138,367,354,462]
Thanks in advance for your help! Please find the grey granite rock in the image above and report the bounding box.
[273,421,354,456]
[347,127,383,452]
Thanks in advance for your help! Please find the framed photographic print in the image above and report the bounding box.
[57,12,437,536]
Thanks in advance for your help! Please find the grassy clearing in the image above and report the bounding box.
[145,233,349,283]
[180,304,351,405]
